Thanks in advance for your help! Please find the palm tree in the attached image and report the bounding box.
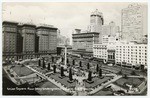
[67,58,69,64]
[88,71,92,81]
[87,63,90,69]
[96,64,99,72]
[47,63,50,70]
[38,60,41,67]
[72,59,75,65]
[61,66,64,77]
[62,57,64,62]
[79,61,82,67]
[53,65,56,73]
[99,68,102,77]
[52,56,54,63]
[131,70,136,75]
[42,59,46,68]
[69,68,73,81]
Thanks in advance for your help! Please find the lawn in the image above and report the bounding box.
[12,66,34,77]
[48,73,77,88]
[31,66,50,74]
[84,76,113,88]
[36,80,68,95]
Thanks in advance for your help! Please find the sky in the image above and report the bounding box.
[2,2,147,44]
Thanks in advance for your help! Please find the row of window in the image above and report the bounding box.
[116,46,147,49]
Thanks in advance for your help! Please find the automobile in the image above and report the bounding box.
[2,61,7,65]
[107,63,113,66]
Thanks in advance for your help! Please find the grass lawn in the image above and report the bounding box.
[49,73,77,88]
[31,66,50,74]
[12,66,34,77]
[84,76,113,88]
[37,80,68,95]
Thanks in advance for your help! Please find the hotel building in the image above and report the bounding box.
[3,21,18,60]
[2,21,58,61]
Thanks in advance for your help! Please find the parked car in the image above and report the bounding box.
[107,63,113,66]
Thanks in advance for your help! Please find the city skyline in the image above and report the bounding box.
[2,2,147,44]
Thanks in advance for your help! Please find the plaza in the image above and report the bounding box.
[3,54,147,96]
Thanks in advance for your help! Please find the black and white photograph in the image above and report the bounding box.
[1,1,148,96]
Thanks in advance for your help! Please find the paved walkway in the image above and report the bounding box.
[108,83,127,93]
[27,65,75,94]
[88,75,122,95]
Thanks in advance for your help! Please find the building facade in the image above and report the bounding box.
[3,21,18,61]
[2,21,58,61]
[93,42,147,66]
[121,3,147,42]
[21,24,36,59]
[102,21,120,36]
[115,42,147,66]
[36,26,57,54]
[102,35,117,44]
[72,32,99,56]
[88,9,104,33]
[93,44,107,61]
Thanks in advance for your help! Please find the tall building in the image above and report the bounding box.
[21,24,36,59]
[2,21,58,61]
[121,3,147,42]
[101,21,120,36]
[36,25,57,54]
[2,21,18,60]
[88,9,104,33]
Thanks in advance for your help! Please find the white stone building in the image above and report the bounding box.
[93,42,147,66]
[115,42,147,66]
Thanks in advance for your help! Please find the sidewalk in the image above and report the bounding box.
[88,75,122,95]
[27,65,75,94]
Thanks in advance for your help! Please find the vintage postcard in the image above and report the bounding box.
[2,1,148,96]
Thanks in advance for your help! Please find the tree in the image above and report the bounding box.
[53,65,56,73]
[87,63,90,69]
[72,59,75,65]
[96,64,99,72]
[69,68,73,81]
[67,58,69,64]
[47,63,50,70]
[117,71,122,75]
[52,56,54,63]
[99,68,102,77]
[140,65,144,71]
[42,59,46,68]
[38,60,41,67]
[88,71,92,81]
[61,66,64,77]
[131,70,136,75]
[79,61,82,67]
[123,74,128,79]
[62,57,64,62]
